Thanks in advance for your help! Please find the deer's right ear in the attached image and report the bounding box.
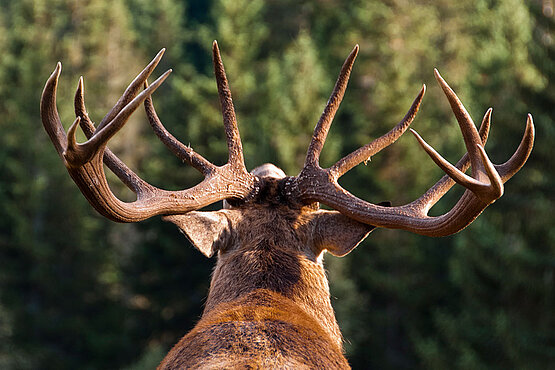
[163,211,232,258]
[309,202,391,257]
[310,211,376,257]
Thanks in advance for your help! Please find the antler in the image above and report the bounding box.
[291,47,534,237]
[41,43,257,223]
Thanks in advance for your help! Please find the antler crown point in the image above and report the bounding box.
[433,68,444,80]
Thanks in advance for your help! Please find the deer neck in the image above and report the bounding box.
[203,240,343,349]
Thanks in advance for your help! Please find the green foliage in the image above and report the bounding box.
[0,0,552,368]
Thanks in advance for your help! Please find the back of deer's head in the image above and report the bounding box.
[168,162,381,338]
[40,41,534,364]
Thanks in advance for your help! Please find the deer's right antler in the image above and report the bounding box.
[290,46,534,237]
[41,43,257,223]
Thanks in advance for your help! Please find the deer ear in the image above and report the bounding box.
[310,210,378,257]
[163,211,231,258]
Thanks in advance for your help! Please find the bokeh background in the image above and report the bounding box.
[0,0,553,369]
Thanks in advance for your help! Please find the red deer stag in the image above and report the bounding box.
[41,42,534,368]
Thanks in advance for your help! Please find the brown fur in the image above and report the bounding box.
[159,290,349,369]
[159,170,373,369]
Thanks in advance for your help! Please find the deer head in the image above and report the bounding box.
[41,42,534,368]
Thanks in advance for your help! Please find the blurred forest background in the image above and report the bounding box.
[0,0,553,369]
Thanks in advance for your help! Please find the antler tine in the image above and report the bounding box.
[434,69,485,179]
[304,45,359,169]
[212,40,245,168]
[143,81,217,176]
[411,72,504,202]
[410,108,491,211]
[40,62,67,156]
[96,48,166,132]
[74,76,95,137]
[330,84,426,179]
[409,128,495,196]
[65,69,172,168]
[495,114,535,182]
[75,76,154,194]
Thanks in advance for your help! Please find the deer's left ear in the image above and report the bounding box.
[310,208,385,257]
[163,211,232,258]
